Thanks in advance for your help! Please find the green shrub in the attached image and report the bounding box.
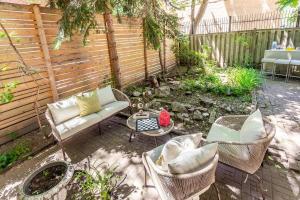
[0,141,31,171]
[172,36,209,68]
[183,66,261,96]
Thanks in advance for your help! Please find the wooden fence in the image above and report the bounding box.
[0,3,176,144]
[190,28,300,67]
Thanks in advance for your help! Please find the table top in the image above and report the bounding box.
[127,111,174,137]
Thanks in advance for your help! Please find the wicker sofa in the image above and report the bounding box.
[45,86,131,160]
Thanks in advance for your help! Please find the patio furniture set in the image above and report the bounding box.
[45,85,275,200]
[261,49,300,81]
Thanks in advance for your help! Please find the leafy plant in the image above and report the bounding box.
[0,81,19,104]
[71,164,122,200]
[172,36,212,71]
[0,141,31,171]
[183,66,261,96]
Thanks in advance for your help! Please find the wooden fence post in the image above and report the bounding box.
[103,9,122,90]
[143,19,148,80]
[32,4,58,101]
[228,16,232,32]
[163,24,167,74]
[296,7,300,28]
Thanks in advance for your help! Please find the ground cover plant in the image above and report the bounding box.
[0,141,31,172]
[183,66,262,97]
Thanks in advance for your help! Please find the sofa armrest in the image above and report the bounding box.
[45,109,62,141]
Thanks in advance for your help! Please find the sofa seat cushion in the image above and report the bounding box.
[56,113,101,140]
[47,96,80,125]
[56,101,129,140]
[97,85,117,106]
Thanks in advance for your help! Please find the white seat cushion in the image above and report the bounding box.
[274,59,290,65]
[97,85,117,106]
[168,143,218,174]
[47,96,80,125]
[290,60,300,65]
[240,109,266,142]
[56,101,129,140]
[261,58,276,63]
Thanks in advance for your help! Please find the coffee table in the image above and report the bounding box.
[127,111,174,146]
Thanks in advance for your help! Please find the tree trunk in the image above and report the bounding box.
[189,0,196,34]
[193,0,209,33]
[104,3,122,90]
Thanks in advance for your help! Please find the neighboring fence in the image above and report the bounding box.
[0,3,176,144]
[190,28,300,67]
[182,9,300,34]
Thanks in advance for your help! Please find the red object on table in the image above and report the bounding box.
[159,109,171,127]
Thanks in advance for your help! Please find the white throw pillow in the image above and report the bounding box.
[96,85,117,106]
[240,109,266,142]
[47,96,80,125]
[168,143,218,174]
[156,133,203,170]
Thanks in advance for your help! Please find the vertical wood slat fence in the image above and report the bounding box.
[0,3,176,144]
[190,28,300,67]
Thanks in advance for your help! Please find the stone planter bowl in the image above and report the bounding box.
[20,161,74,200]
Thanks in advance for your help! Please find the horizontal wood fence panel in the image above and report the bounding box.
[0,2,176,144]
[190,28,300,67]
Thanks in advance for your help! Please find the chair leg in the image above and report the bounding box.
[59,141,66,161]
[98,123,102,134]
[253,174,266,200]
[144,166,147,187]
[213,183,221,200]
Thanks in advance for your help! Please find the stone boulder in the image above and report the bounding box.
[171,102,187,113]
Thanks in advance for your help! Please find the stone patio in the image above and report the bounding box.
[0,79,299,200]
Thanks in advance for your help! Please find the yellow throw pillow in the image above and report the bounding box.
[76,91,101,116]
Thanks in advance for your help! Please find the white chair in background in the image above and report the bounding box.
[261,51,277,80]
[273,52,291,82]
[288,51,300,81]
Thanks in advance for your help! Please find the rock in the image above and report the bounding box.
[185,91,192,95]
[157,86,171,97]
[195,106,208,112]
[149,101,161,109]
[193,110,203,120]
[188,107,196,112]
[199,96,216,106]
[171,102,187,113]
[202,112,209,117]
[225,106,232,112]
[132,91,142,97]
[209,109,217,123]
[182,113,189,118]
[169,81,181,85]
[169,112,175,117]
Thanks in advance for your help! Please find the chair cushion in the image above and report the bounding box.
[76,90,101,116]
[56,101,129,140]
[240,109,266,142]
[207,123,240,142]
[156,133,202,170]
[261,58,276,63]
[168,143,218,174]
[97,85,117,106]
[274,59,290,65]
[47,96,80,125]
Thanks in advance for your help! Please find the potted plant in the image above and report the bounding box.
[20,161,74,200]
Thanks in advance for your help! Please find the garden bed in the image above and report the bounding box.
[126,66,259,136]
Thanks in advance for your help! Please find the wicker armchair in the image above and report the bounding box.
[206,115,276,199]
[142,141,220,200]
